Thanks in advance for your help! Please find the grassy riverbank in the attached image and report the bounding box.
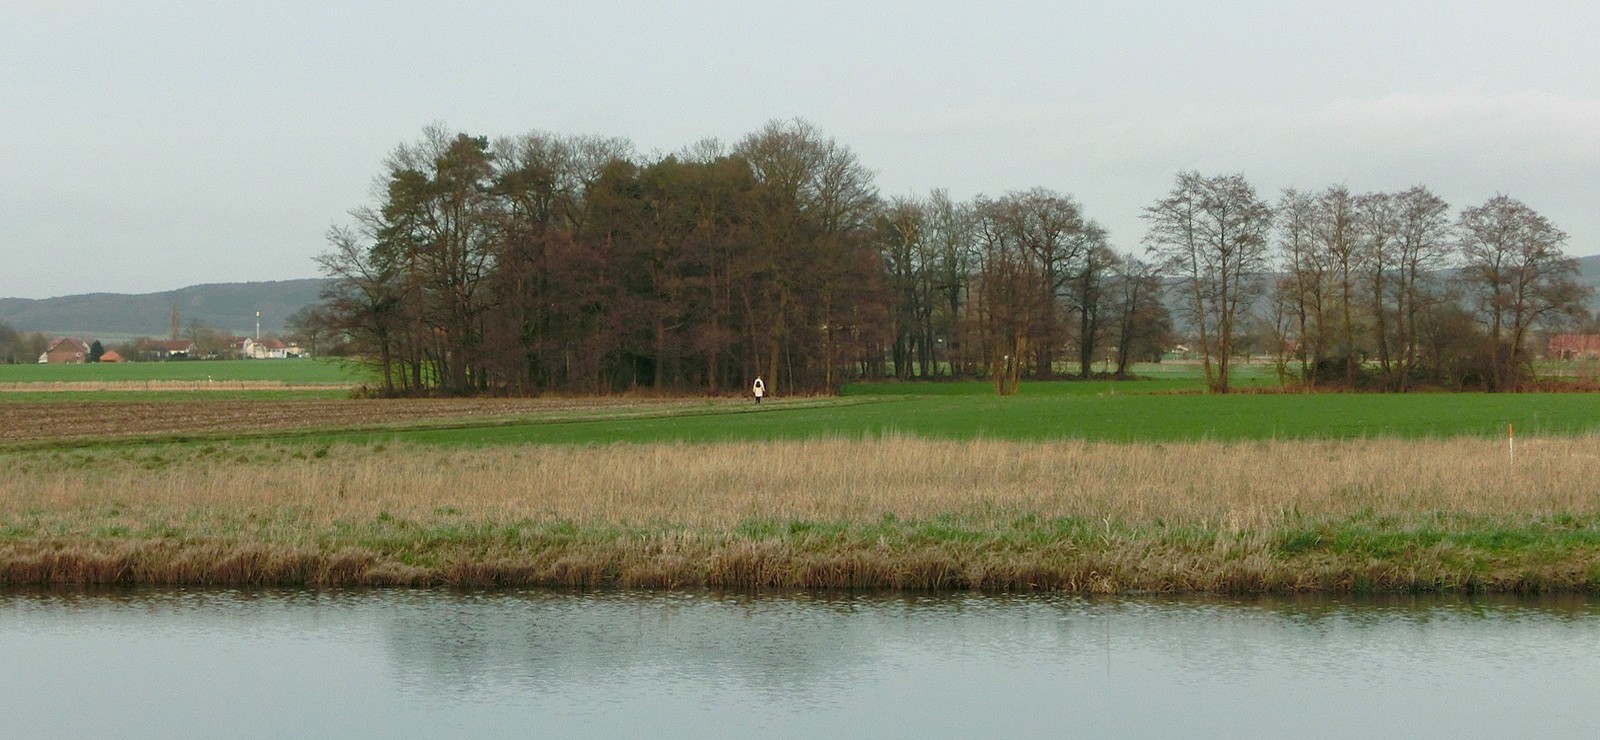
[5,437,1598,593]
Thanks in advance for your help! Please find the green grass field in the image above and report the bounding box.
[0,358,359,385]
[310,384,1596,447]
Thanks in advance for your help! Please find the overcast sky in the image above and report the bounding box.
[4,1,1598,299]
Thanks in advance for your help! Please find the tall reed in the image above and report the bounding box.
[3,437,1597,592]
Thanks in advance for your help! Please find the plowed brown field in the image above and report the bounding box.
[0,397,707,445]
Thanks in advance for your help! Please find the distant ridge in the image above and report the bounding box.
[6,255,1598,342]
[0,279,329,339]
[1577,254,1600,301]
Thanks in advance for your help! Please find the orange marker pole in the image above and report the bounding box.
[1508,422,1515,466]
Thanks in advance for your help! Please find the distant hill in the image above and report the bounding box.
[1577,254,1600,300]
[1155,254,1600,337]
[1425,254,1600,309]
[8,254,1598,343]
[0,279,330,340]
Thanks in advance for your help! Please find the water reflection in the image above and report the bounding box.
[1,590,1596,739]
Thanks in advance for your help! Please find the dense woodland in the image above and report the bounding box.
[308,120,1590,396]
[309,120,1169,397]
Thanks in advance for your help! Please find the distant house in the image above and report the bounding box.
[39,337,90,364]
[1547,334,1600,360]
[99,350,125,363]
[139,338,196,360]
[243,337,290,359]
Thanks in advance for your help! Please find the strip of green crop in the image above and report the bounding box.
[310,392,1600,446]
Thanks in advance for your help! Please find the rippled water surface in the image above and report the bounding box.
[2,590,1597,739]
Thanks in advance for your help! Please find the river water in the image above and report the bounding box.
[1,589,1596,739]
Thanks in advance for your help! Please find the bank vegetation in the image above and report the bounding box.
[4,437,1597,593]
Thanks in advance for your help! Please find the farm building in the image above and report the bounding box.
[1547,334,1600,360]
[138,338,196,360]
[38,337,90,364]
[241,337,304,359]
[244,337,288,359]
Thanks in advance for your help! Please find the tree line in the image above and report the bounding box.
[1147,173,1591,392]
[312,121,1588,396]
[312,120,1171,396]
[0,323,50,364]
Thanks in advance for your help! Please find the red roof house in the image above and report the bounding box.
[40,337,90,364]
[1547,334,1600,360]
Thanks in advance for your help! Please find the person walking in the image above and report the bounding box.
[752,376,765,404]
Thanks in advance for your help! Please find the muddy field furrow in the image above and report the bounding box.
[0,398,704,444]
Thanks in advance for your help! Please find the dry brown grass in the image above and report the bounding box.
[12,436,1593,523]
[3,436,1599,592]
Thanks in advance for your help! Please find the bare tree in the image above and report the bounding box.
[1355,191,1399,384]
[285,303,334,357]
[1264,274,1300,383]
[926,190,973,376]
[316,224,403,394]
[1067,225,1116,377]
[1143,172,1272,393]
[1002,189,1087,377]
[0,322,25,364]
[488,130,636,394]
[971,196,1037,394]
[736,118,878,393]
[1314,185,1362,385]
[381,127,501,394]
[1386,186,1453,389]
[1108,256,1171,376]
[1274,188,1324,382]
[1458,195,1589,389]
[877,196,932,378]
